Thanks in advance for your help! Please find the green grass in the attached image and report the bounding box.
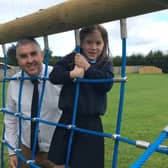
[1,74,168,167]
[103,74,168,167]
[0,82,9,167]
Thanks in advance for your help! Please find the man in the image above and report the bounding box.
[4,38,62,168]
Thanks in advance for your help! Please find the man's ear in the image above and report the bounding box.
[16,55,19,61]
[41,51,45,60]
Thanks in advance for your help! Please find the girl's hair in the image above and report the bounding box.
[80,24,112,66]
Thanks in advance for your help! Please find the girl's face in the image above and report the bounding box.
[81,30,104,60]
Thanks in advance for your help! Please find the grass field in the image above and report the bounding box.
[103,74,168,168]
[0,74,168,167]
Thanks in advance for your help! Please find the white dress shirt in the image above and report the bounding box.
[4,64,62,155]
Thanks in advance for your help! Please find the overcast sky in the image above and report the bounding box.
[0,0,168,57]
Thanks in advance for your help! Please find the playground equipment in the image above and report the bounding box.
[0,0,167,44]
[0,0,168,168]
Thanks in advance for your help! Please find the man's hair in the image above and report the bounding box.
[16,37,41,52]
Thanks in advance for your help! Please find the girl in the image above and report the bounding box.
[48,25,114,168]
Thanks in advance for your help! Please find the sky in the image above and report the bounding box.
[0,0,168,57]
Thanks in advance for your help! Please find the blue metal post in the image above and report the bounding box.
[65,29,80,168]
[1,50,8,168]
[31,49,49,160]
[112,19,127,168]
[17,71,24,168]
[130,130,168,168]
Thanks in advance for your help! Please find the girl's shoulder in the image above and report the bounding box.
[65,51,76,58]
[97,57,112,68]
[59,51,75,63]
[56,52,75,68]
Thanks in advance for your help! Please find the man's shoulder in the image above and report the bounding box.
[7,71,22,91]
[47,65,53,72]
[13,71,22,77]
[42,64,53,75]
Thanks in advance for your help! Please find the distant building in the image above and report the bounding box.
[0,63,19,81]
[0,62,12,69]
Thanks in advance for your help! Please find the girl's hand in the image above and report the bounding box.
[70,65,84,79]
[75,54,90,71]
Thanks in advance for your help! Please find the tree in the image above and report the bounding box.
[7,44,18,66]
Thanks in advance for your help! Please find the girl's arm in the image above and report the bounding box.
[49,54,84,84]
[85,62,114,92]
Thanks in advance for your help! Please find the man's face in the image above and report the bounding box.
[16,43,44,76]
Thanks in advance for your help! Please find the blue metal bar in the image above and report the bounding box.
[31,49,49,160]
[77,77,126,83]
[65,29,81,168]
[65,81,80,168]
[78,78,113,83]
[76,45,80,53]
[74,29,80,54]
[117,135,136,146]
[4,76,48,81]
[2,108,168,155]
[4,76,126,84]
[130,131,168,168]
[1,44,167,168]
[1,53,8,168]
[112,37,127,168]
[17,71,24,168]
[0,128,5,168]
[73,126,113,138]
[2,55,7,110]
[7,109,168,155]
[2,140,40,168]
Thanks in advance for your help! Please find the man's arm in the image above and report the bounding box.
[9,155,18,168]
[4,82,18,166]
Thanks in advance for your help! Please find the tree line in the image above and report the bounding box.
[1,45,168,73]
[113,51,168,73]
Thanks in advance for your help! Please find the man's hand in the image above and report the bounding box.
[9,155,17,168]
